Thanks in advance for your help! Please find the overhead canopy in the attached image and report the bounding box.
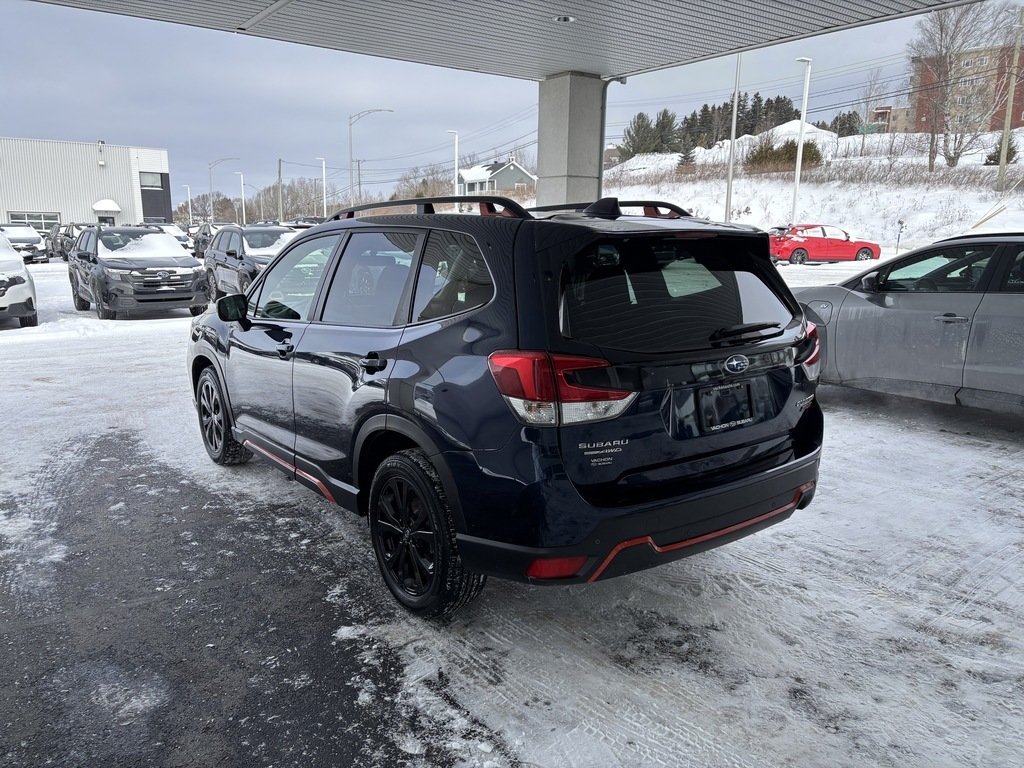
[92,198,121,212]
[36,0,969,81]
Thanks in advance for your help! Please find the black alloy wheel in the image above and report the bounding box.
[855,248,873,260]
[196,368,251,465]
[206,270,222,303]
[238,274,252,295]
[789,248,809,265]
[94,291,116,320]
[70,277,90,311]
[369,450,485,617]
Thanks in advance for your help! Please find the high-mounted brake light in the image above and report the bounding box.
[487,351,637,425]
[797,322,821,381]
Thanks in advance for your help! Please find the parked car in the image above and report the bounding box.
[67,226,208,319]
[769,224,880,265]
[188,195,823,617]
[192,221,236,258]
[793,232,1024,414]
[142,222,195,252]
[0,224,48,263]
[48,222,92,261]
[281,216,326,229]
[204,224,298,299]
[0,233,38,327]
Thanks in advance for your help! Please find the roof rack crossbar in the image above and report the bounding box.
[329,195,532,221]
[526,198,692,218]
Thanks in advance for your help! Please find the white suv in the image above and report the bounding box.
[0,233,38,327]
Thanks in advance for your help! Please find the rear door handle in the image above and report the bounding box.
[933,314,969,324]
[276,342,294,359]
[359,352,388,373]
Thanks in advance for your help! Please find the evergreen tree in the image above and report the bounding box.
[984,132,1018,165]
[829,111,863,138]
[652,108,681,152]
[620,112,659,160]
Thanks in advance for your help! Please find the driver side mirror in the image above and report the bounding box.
[75,251,93,262]
[859,273,879,293]
[216,293,251,330]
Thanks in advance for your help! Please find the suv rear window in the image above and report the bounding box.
[560,235,793,353]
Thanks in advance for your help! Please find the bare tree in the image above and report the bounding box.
[858,68,884,156]
[908,2,1015,170]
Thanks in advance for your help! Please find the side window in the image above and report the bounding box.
[823,226,846,240]
[209,232,225,251]
[227,232,242,254]
[880,245,997,293]
[249,235,340,320]
[320,231,420,327]
[998,248,1024,293]
[412,230,494,322]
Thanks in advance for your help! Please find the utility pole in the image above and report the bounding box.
[447,130,459,197]
[277,158,284,222]
[791,57,813,226]
[356,160,363,200]
[997,7,1024,191]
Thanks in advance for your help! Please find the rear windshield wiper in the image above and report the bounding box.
[708,322,783,343]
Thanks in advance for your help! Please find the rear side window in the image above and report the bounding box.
[320,231,420,327]
[560,236,793,353]
[413,230,494,322]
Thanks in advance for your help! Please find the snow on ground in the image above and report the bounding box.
[2,243,1022,766]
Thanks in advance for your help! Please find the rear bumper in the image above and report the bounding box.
[457,448,819,584]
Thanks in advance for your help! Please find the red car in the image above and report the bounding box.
[769,224,880,265]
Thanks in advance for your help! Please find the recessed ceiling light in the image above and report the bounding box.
[554,15,576,23]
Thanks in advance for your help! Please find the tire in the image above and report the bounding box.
[19,313,38,328]
[71,278,91,311]
[206,270,222,303]
[190,305,208,316]
[94,295,116,320]
[369,449,486,617]
[238,274,251,295]
[196,367,252,465]
[789,249,809,265]
[855,248,874,261]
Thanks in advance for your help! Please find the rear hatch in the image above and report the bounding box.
[527,227,817,506]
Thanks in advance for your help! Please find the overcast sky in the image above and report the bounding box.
[2,0,922,209]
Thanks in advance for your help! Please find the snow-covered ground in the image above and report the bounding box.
[2,259,1022,767]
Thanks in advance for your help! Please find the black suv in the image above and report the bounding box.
[204,224,297,299]
[187,196,823,616]
[68,226,208,319]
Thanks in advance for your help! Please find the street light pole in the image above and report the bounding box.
[316,157,327,217]
[998,7,1024,191]
[207,156,238,222]
[348,108,394,203]
[235,171,246,225]
[446,130,459,198]
[725,53,742,222]
[182,184,192,225]
[791,57,813,226]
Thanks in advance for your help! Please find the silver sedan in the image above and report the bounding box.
[792,233,1024,415]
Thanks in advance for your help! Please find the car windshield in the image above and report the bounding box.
[0,226,41,239]
[560,235,794,353]
[98,231,184,256]
[243,228,297,252]
[156,224,187,237]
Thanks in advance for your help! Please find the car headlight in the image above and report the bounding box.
[255,262,267,271]
[106,268,134,281]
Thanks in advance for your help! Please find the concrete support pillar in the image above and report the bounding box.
[537,71,606,206]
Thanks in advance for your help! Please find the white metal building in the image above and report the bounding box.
[0,136,173,233]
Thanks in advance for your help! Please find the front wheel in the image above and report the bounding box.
[196,367,252,465]
[71,278,90,311]
[369,449,486,617]
[19,313,38,328]
[855,248,874,261]
[789,249,809,265]
[206,270,222,303]
[94,295,116,320]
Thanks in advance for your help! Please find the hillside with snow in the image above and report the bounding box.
[603,122,1024,250]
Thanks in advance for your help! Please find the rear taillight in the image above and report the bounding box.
[797,322,821,381]
[487,351,637,425]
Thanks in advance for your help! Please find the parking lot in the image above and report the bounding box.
[2,260,1022,767]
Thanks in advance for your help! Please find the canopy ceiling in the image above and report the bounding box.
[37,0,972,80]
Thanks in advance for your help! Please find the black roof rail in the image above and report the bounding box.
[329,195,532,221]
[527,197,692,219]
[935,230,1024,242]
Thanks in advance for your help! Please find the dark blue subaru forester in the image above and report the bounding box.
[187,197,822,617]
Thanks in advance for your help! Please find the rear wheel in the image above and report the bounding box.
[789,249,809,265]
[196,367,252,465]
[855,248,873,261]
[369,449,486,617]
